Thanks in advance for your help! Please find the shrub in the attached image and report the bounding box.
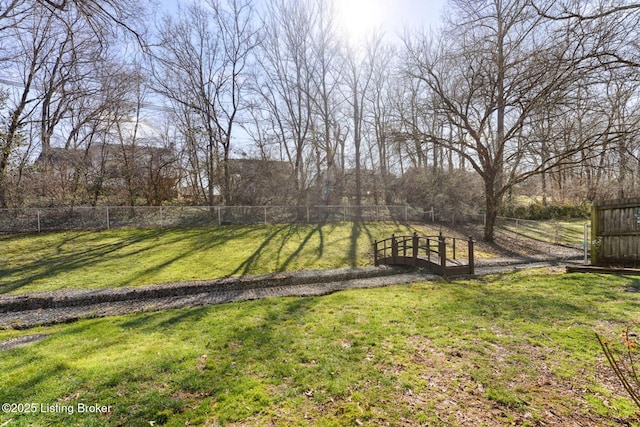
[502,203,591,220]
[596,324,640,409]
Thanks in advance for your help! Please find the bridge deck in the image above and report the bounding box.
[374,233,475,276]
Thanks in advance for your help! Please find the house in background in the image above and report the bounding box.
[35,142,179,205]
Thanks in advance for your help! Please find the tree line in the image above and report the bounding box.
[1,0,639,241]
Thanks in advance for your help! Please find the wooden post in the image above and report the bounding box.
[452,238,457,260]
[439,235,446,275]
[427,238,431,263]
[412,232,419,266]
[591,204,599,265]
[391,234,398,264]
[468,236,475,275]
[374,240,379,266]
[583,223,589,266]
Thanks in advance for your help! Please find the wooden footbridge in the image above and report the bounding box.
[374,232,475,276]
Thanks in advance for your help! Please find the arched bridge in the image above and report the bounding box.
[374,232,475,276]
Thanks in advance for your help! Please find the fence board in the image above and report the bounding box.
[593,198,640,265]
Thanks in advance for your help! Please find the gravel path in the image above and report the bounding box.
[0,255,584,330]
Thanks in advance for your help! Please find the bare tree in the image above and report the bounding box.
[255,0,317,205]
[533,0,640,72]
[307,0,344,204]
[366,39,397,204]
[152,0,258,206]
[342,35,381,208]
[403,0,613,241]
[0,7,58,207]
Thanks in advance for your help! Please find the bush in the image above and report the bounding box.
[502,203,591,220]
[597,325,640,409]
[393,167,484,212]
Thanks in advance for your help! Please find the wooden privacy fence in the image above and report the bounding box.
[592,198,640,266]
[373,232,475,276]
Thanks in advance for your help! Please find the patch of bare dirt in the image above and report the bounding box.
[397,335,639,426]
[0,333,49,350]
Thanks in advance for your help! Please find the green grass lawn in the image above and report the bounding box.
[0,270,639,426]
[499,218,589,247]
[0,222,471,295]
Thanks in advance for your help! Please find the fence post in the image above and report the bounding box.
[468,236,475,275]
[431,207,435,222]
[106,206,110,229]
[412,232,418,266]
[405,206,408,222]
[160,206,163,228]
[591,205,599,265]
[583,223,589,265]
[217,206,221,226]
[264,206,268,224]
[37,209,41,233]
[307,206,310,223]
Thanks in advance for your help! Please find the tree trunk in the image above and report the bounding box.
[483,176,502,243]
[354,92,362,210]
[222,137,232,206]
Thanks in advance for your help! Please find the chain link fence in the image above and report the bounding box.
[0,205,428,233]
[0,204,591,256]
[421,210,588,251]
[495,216,590,250]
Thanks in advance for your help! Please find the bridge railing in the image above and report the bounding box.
[373,232,475,276]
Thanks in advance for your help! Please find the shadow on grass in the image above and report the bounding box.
[438,274,627,325]
[0,229,165,293]
[230,224,296,276]
[0,221,400,295]
[232,220,381,273]
[0,227,258,294]
[626,278,640,293]
[116,226,262,286]
[277,223,326,272]
[3,270,639,426]
[229,223,333,275]
[349,221,375,267]
[110,306,212,330]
